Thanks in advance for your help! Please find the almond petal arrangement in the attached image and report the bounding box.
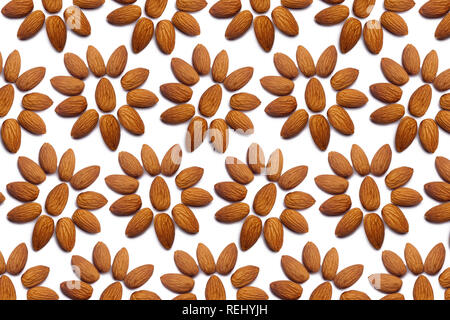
[261,44,368,151]
[367,242,448,300]
[273,242,368,300]
[0,243,58,300]
[215,143,312,252]
[6,142,104,252]
[51,45,159,151]
[105,144,213,250]
[1,0,105,52]
[370,44,449,153]
[315,0,416,54]
[160,44,259,153]
[209,0,311,52]
[160,242,268,300]
[1,49,49,154]
[315,143,423,250]
[107,0,207,54]
[419,0,450,40]
[423,156,450,224]
[62,241,155,300]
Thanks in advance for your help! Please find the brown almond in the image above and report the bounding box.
[380,11,408,36]
[384,0,415,12]
[95,78,116,112]
[181,187,213,207]
[225,10,253,40]
[279,209,308,233]
[16,67,46,91]
[161,104,195,124]
[253,15,274,52]
[330,68,359,90]
[70,166,100,190]
[370,144,392,176]
[424,181,450,202]
[45,16,66,52]
[205,275,226,300]
[174,250,199,277]
[237,286,268,300]
[171,57,199,86]
[231,266,259,288]
[216,243,238,275]
[278,165,308,190]
[50,76,84,96]
[302,242,321,273]
[71,255,100,284]
[38,143,57,174]
[413,275,434,300]
[6,243,28,275]
[196,243,215,275]
[86,45,105,77]
[55,96,87,117]
[281,255,310,283]
[32,216,54,251]
[212,50,229,82]
[64,53,89,80]
[55,218,76,252]
[27,286,59,300]
[99,115,120,151]
[271,6,299,36]
[209,0,242,18]
[368,273,403,293]
[322,248,339,281]
[154,213,175,249]
[17,110,46,135]
[422,50,439,83]
[364,213,385,249]
[155,20,175,54]
[58,149,75,181]
[315,174,349,194]
[216,203,250,222]
[225,156,254,184]
[391,187,423,206]
[404,243,424,275]
[229,93,261,111]
[339,18,362,54]
[320,194,352,216]
[381,203,409,234]
[334,264,364,289]
[1,119,21,153]
[132,18,154,53]
[435,12,450,40]
[160,273,194,293]
[0,84,14,117]
[408,84,432,117]
[263,217,283,252]
[336,89,368,108]
[92,242,111,273]
[2,0,34,18]
[107,5,141,25]
[402,44,421,75]
[172,12,200,36]
[270,280,303,300]
[112,248,129,281]
[214,181,247,202]
[380,58,409,85]
[419,119,439,153]
[424,243,445,275]
[60,281,93,300]
[126,208,153,237]
[284,191,315,210]
[434,69,450,91]
[340,290,371,300]
[309,114,330,151]
[370,104,405,124]
[7,181,39,202]
[100,282,122,300]
[419,0,449,18]
[359,176,380,211]
[64,6,91,36]
[124,265,154,289]
[296,45,315,77]
[45,183,69,216]
[17,156,46,184]
[105,175,139,195]
[315,5,349,25]
[316,45,338,78]
[328,151,353,178]
[370,83,402,103]
[109,194,142,216]
[223,67,254,91]
[310,282,333,300]
[363,20,383,54]
[72,209,101,234]
[7,203,42,223]
[246,143,265,174]
[382,250,407,276]
[305,78,326,112]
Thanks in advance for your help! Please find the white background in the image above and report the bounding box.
[0,0,449,300]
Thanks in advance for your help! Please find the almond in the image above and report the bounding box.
[60,280,93,300]
[435,12,450,40]
[336,89,368,108]
[7,181,39,202]
[74,0,105,9]
[58,149,76,181]
[281,255,309,283]
[132,18,154,53]
[124,265,154,289]
[413,275,434,300]
[246,142,265,174]
[384,0,415,12]
[440,93,450,109]
[64,6,91,36]
[302,242,321,273]
[174,250,199,277]
[1,119,21,153]
[160,83,193,103]
[278,165,308,190]
[359,176,380,211]
[223,67,254,91]
[161,104,195,124]
[55,96,87,117]
[130,291,161,300]
[45,183,69,216]
[6,243,28,275]
[309,115,330,151]
[4,50,21,83]
[370,144,392,176]
[370,104,405,124]
[436,110,450,132]
[32,216,54,251]
[45,16,67,52]
[439,268,450,288]
[340,290,370,300]
[205,275,226,300]
[0,85,14,117]
[17,110,46,135]
[126,208,153,237]
[154,213,175,249]
[281,0,313,8]
[231,265,259,288]
[280,109,309,138]
[391,187,422,206]
[368,274,402,293]
[171,58,199,86]
[419,0,450,18]
[216,243,238,275]
[100,282,122,300]
[404,243,424,275]
[424,243,445,275]
[181,187,213,207]
[380,11,408,36]
[271,6,299,36]
[237,287,268,300]
[86,45,105,77]
[266,149,283,181]
[72,209,101,234]
[106,45,127,78]
[172,12,200,36]
[109,194,142,216]
[409,84,432,117]
[253,16,275,52]
[315,5,349,25]
[92,242,111,273]
[99,115,120,151]
[187,116,206,151]
[315,174,349,194]
[198,84,222,117]
[305,78,326,112]
[310,282,333,300]
[212,50,229,82]
[27,286,59,300]
[38,143,57,174]
[424,182,450,202]
[316,45,338,77]
[279,209,308,233]
[55,217,76,252]
[422,50,439,83]
[105,175,139,195]
[112,248,129,281]
[225,156,254,184]
[192,44,210,76]
[296,45,315,77]
[16,67,46,91]
[320,194,352,216]
[370,83,402,103]
[64,53,89,80]
[95,78,116,112]
[0,275,16,300]
[70,166,100,190]
[364,213,385,249]
[161,144,182,176]
[339,17,362,54]
[263,217,283,252]
[215,203,250,222]
[363,20,383,54]
[160,273,194,293]
[196,243,216,275]
[7,203,42,223]
[419,119,439,153]
[209,0,242,18]
[250,0,270,12]
[334,264,364,289]
[382,250,407,276]
[214,181,247,202]
[107,5,141,25]
[330,68,359,90]
[118,105,145,135]
[270,280,303,300]
[434,69,450,91]
[17,156,46,184]
[225,10,253,40]
[402,44,421,75]
[71,255,100,284]
[328,151,353,178]
[381,203,409,234]
[50,76,84,96]
[284,191,316,210]
[155,20,176,54]
[2,0,34,18]
[380,58,409,85]
[229,93,261,111]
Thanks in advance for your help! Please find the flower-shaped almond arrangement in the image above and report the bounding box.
[423,156,450,224]
[51,45,159,151]
[370,44,449,153]
[315,143,423,250]
[215,143,312,252]
[1,0,104,52]
[6,142,104,252]
[419,0,450,40]
[1,50,49,154]
[273,242,368,300]
[107,0,206,54]
[0,243,58,300]
[161,242,268,300]
[160,44,258,153]
[209,0,311,52]
[105,144,213,250]
[62,242,155,300]
[368,242,448,300]
[260,44,367,151]
[315,0,415,54]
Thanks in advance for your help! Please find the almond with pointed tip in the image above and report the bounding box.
[382,250,407,277]
[364,213,385,249]
[39,143,57,174]
[17,156,46,184]
[435,13,450,40]
[424,243,445,275]
[370,144,392,176]
[381,204,409,234]
[205,275,226,300]
[2,0,34,18]
[380,12,408,36]
[160,273,195,293]
[391,187,422,206]
[72,209,101,234]
[359,176,380,211]
[64,6,91,36]
[216,203,250,223]
[17,110,46,135]
[60,281,93,300]
[132,18,154,54]
[27,286,59,300]
[107,5,141,25]
[55,218,76,252]
[32,216,54,251]
[231,265,259,288]
[413,275,434,300]
[404,243,424,275]
[253,16,274,52]
[225,10,253,40]
[315,174,349,194]
[71,255,100,284]
[309,115,330,151]
[172,12,200,36]
[155,20,176,54]
[335,208,362,237]
[370,104,405,124]
[271,6,299,36]
[124,265,154,289]
[315,5,349,25]
[58,149,76,181]
[110,194,142,216]
[45,183,69,216]
[154,213,175,249]
[363,20,383,54]
[209,0,242,18]
[368,273,402,293]
[112,248,129,281]
[334,264,364,289]
[2,119,21,153]
[270,280,303,300]
[45,16,67,52]
[224,67,254,91]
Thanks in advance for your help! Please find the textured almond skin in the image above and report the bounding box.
[130,290,161,300]
[278,165,308,190]
[60,281,93,300]
[271,6,299,36]
[112,248,129,281]
[253,15,274,52]
[226,10,253,40]
[124,265,154,289]
[404,243,424,275]
[422,50,439,83]
[71,255,100,284]
[100,282,122,300]
[93,242,111,273]
[51,76,85,96]
[107,5,141,25]
[315,5,349,25]
[125,207,153,236]
[328,151,353,178]
[385,166,413,189]
[253,183,276,216]
[7,181,39,202]
[154,213,175,249]
[246,143,265,174]
[359,176,380,211]
[209,0,242,18]
[280,209,308,233]
[172,12,200,36]
[270,280,303,300]
[196,243,215,275]
[381,58,409,86]
[212,50,229,83]
[381,204,409,234]
[18,156,46,184]
[310,282,333,300]
[315,175,349,194]
[319,194,352,216]
[364,213,385,250]
[380,12,408,36]
[382,250,407,277]
[7,202,42,223]
[391,187,423,207]
[263,218,283,252]
[0,275,16,300]
[0,84,14,117]
[368,273,403,293]
[132,18,154,54]
[413,275,434,300]
[281,255,309,283]
[72,209,101,234]
[370,144,392,176]
[340,290,371,300]
[236,286,268,300]
[205,275,226,300]
[32,216,54,251]
[45,16,67,52]
[231,265,259,288]
[155,20,176,54]
[2,119,21,153]
[214,182,247,202]
[55,218,76,252]
[424,243,445,275]
[27,286,59,300]
[334,264,364,289]
[216,243,238,275]
[240,215,262,251]
[171,204,199,234]
[45,183,69,216]
[284,191,316,210]
[160,273,195,293]
[6,243,28,275]
[64,53,89,80]
[370,83,403,103]
[174,250,198,277]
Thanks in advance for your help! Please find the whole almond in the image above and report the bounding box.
[216,203,250,223]
[172,203,199,234]
[150,176,170,210]
[2,0,34,18]
[105,175,139,195]
[370,104,405,124]
[309,115,330,151]
[391,187,423,206]
[196,243,215,275]
[172,12,200,36]
[71,255,100,284]
[17,110,46,135]
[363,20,383,54]
[419,119,439,153]
[1,119,21,153]
[296,45,315,77]
[315,174,349,194]
[310,282,333,300]
[434,69,450,91]
[6,243,28,275]
[205,275,226,300]
[92,242,111,273]
[130,290,161,300]
[18,156,46,184]
[64,6,91,36]
[280,109,309,138]
[435,13,450,40]
[100,282,122,300]
[0,275,16,300]
[404,243,424,275]
[64,53,89,80]
[370,83,402,103]
[181,187,213,207]
[209,0,242,18]
[174,250,199,277]
[413,275,434,300]
[380,11,408,36]
[0,84,14,117]
[263,218,283,252]
[55,218,76,252]
[339,18,362,54]
[70,166,100,190]
[58,149,76,181]
[281,255,309,283]
[186,116,206,151]
[305,78,326,112]
[99,115,120,151]
[132,18,154,53]
[439,268,450,288]
[60,280,93,300]
[368,273,403,293]
[225,10,253,40]
[436,110,450,132]
[402,44,421,75]
[382,250,407,277]
[424,243,445,275]
[73,0,105,9]
[278,165,308,190]
[328,151,353,177]
[381,204,409,234]
[364,213,385,249]
[7,181,39,202]
[422,50,439,83]
[124,265,154,289]
[199,84,222,117]
[50,76,85,96]
[224,67,254,91]
[45,183,69,216]
[155,20,176,54]
[216,243,238,275]
[271,6,299,36]
[171,58,199,86]
[316,45,338,77]
[214,181,247,202]
[237,287,268,300]
[284,191,315,210]
[160,273,194,293]
[27,286,59,300]
[7,202,42,223]
[253,15,274,52]
[359,176,380,211]
[45,16,66,52]
[212,50,229,82]
[192,44,210,76]
[381,58,409,85]
[32,216,54,251]
[126,208,153,237]
[72,209,101,234]
[270,280,303,300]
[336,89,368,108]
[424,181,450,202]
[315,5,349,25]
[112,248,129,281]
[279,209,308,233]
[4,50,21,83]
[370,144,392,176]
[161,104,195,124]
[419,0,449,18]
[334,264,364,289]
[161,144,182,176]
[95,78,116,112]
[55,96,87,117]
[16,67,46,91]
[38,143,57,174]
[154,213,175,249]
[302,242,321,273]
[231,265,259,288]
[384,0,415,11]
[107,5,141,25]
[110,194,142,216]
[330,68,359,90]
[86,45,105,77]
[340,290,371,300]
[160,83,193,103]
